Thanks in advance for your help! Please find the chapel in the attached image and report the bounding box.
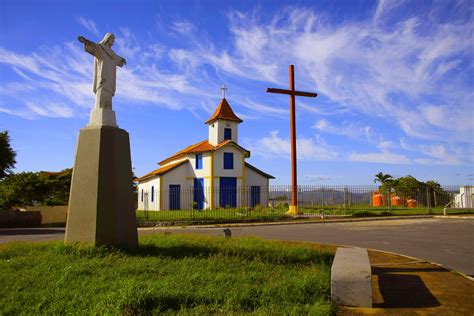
[137,95,274,211]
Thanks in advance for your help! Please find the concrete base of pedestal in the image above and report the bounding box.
[65,125,138,249]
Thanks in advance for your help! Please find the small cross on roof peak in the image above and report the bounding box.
[220,84,228,99]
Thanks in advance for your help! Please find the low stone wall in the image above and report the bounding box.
[25,205,68,224]
[0,210,42,228]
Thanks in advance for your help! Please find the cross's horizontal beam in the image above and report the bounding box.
[266,88,317,98]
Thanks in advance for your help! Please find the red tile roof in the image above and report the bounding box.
[205,98,243,124]
[137,160,188,182]
[158,139,250,166]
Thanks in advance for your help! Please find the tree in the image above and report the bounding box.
[373,172,393,185]
[0,168,72,209]
[37,168,72,206]
[0,131,16,179]
[391,175,421,199]
[425,180,449,207]
[375,174,450,207]
[374,173,394,196]
[0,172,43,208]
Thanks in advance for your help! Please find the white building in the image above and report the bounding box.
[454,186,474,208]
[137,97,274,211]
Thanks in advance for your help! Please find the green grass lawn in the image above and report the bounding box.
[0,235,335,315]
[137,208,293,223]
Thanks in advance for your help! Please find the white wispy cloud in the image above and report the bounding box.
[418,144,461,165]
[77,17,100,37]
[349,151,411,165]
[0,29,214,119]
[246,130,338,161]
[313,119,373,141]
[304,174,333,182]
[235,97,288,119]
[170,20,196,35]
[192,3,473,145]
[26,102,75,118]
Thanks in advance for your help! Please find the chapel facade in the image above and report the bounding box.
[136,97,274,211]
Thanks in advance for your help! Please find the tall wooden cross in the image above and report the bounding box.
[267,65,317,215]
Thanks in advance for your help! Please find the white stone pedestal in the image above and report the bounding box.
[65,126,138,249]
[88,108,118,127]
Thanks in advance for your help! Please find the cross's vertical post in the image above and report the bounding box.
[221,84,227,99]
[266,65,318,216]
[288,65,298,214]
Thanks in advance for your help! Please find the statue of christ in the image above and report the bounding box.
[78,33,126,110]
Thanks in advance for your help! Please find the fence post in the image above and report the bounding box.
[427,187,432,214]
[387,186,391,212]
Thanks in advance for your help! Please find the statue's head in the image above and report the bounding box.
[100,33,115,47]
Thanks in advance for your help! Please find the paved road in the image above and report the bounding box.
[0,227,65,244]
[1,218,473,276]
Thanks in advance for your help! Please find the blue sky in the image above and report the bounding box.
[0,0,473,185]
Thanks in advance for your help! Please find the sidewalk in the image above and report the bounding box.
[339,248,474,315]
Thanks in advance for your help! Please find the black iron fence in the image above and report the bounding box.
[137,185,467,224]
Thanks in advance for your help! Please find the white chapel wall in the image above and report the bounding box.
[161,163,191,210]
[208,120,239,145]
[214,146,243,177]
[245,166,271,207]
[137,177,161,211]
[186,152,211,179]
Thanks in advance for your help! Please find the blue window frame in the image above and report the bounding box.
[194,178,204,210]
[169,185,181,210]
[196,153,203,170]
[151,186,154,202]
[251,186,260,207]
[224,152,233,169]
[220,177,237,208]
[141,189,144,202]
[224,128,232,140]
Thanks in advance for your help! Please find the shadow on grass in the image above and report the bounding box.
[132,242,334,266]
[373,267,441,308]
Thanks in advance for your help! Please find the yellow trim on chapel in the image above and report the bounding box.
[210,152,214,209]
[187,176,212,180]
[159,176,163,210]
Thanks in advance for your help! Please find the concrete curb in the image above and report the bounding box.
[433,215,474,219]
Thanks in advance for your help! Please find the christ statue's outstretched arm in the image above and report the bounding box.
[78,36,102,59]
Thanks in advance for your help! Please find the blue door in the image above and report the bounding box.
[169,185,180,210]
[251,186,260,207]
[220,177,237,208]
[193,178,204,210]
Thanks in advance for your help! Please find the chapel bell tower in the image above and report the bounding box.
[206,85,243,146]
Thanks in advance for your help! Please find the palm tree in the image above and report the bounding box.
[373,172,393,184]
